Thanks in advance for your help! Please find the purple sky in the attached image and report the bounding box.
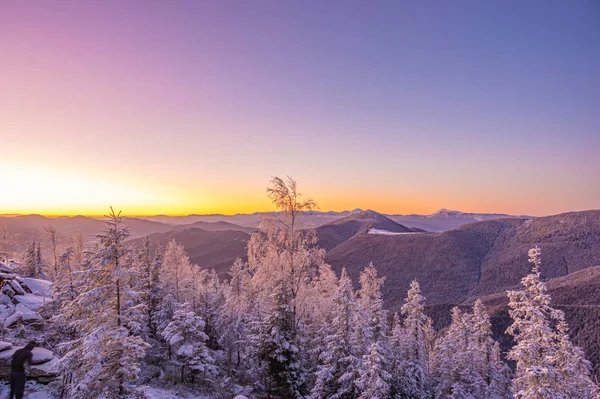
[1,1,599,216]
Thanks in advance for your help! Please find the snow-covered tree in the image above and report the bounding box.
[311,268,362,399]
[248,176,321,396]
[356,341,392,399]
[507,246,599,399]
[162,309,216,384]
[220,258,253,375]
[136,238,161,338]
[160,239,194,304]
[393,279,430,398]
[57,208,149,398]
[255,278,306,397]
[356,262,387,348]
[470,300,511,399]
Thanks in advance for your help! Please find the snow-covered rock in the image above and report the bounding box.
[0,263,14,274]
[13,294,46,311]
[0,342,11,351]
[29,356,58,377]
[15,303,42,322]
[17,278,52,297]
[8,280,26,296]
[234,396,250,399]
[3,311,22,327]
[31,348,54,364]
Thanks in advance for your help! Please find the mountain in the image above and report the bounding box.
[315,210,413,251]
[387,208,530,232]
[142,208,527,232]
[172,220,257,234]
[130,228,250,278]
[325,210,600,308]
[0,215,175,253]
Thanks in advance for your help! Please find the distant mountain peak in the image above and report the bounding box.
[429,208,461,218]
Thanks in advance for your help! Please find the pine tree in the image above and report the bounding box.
[356,263,387,350]
[311,268,362,399]
[470,300,511,399]
[57,208,150,398]
[220,258,252,375]
[395,280,430,398]
[248,177,319,396]
[137,238,161,338]
[162,310,216,384]
[507,246,599,398]
[256,278,305,397]
[356,341,392,399]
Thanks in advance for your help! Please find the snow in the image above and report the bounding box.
[0,341,12,351]
[14,293,47,310]
[0,381,55,399]
[367,228,419,235]
[17,277,53,297]
[137,386,213,398]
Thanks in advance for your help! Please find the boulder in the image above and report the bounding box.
[1,284,15,298]
[0,342,11,351]
[16,303,42,322]
[0,345,58,382]
[3,311,22,327]
[29,356,59,381]
[8,280,26,296]
[13,294,46,311]
[17,278,52,297]
[31,348,54,364]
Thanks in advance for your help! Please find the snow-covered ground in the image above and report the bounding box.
[367,228,419,235]
[0,381,56,399]
[137,385,214,398]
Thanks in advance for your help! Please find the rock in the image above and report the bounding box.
[234,396,250,399]
[13,294,47,311]
[0,345,58,382]
[1,283,16,298]
[31,348,54,364]
[0,346,17,360]
[29,356,59,380]
[0,294,13,306]
[0,341,12,351]
[3,311,22,327]
[17,278,52,297]
[8,280,26,296]
[0,263,14,274]
[16,303,42,322]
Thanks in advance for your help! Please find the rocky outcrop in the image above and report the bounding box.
[0,342,59,382]
[0,263,51,329]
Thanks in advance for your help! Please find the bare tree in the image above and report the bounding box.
[266,175,318,232]
[43,225,59,279]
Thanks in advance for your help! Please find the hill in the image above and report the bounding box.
[325,210,600,307]
[315,210,413,251]
[131,228,250,278]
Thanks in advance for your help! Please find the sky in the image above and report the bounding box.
[1,1,598,217]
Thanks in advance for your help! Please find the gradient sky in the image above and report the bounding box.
[1,1,599,216]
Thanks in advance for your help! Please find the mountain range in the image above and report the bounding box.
[1,208,599,375]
